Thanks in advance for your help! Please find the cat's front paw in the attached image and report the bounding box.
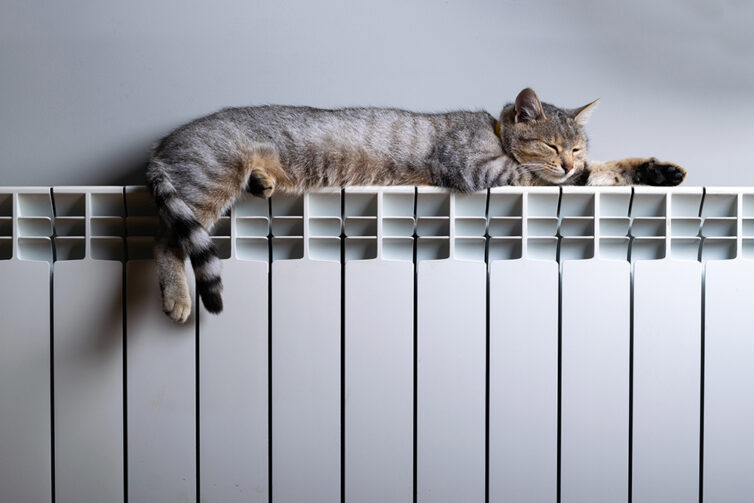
[638,158,686,186]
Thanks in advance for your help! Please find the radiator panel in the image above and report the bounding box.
[703,260,754,502]
[199,259,269,503]
[417,259,486,503]
[488,187,559,503]
[632,259,701,502]
[489,258,558,503]
[0,260,52,503]
[53,259,124,503]
[0,188,53,503]
[560,259,630,503]
[272,258,341,503]
[345,259,414,503]
[126,260,197,503]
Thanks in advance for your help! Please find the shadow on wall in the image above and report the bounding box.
[87,140,152,187]
[112,161,149,187]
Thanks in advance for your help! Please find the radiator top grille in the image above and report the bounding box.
[1,186,752,262]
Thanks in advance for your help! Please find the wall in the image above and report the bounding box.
[1,0,752,186]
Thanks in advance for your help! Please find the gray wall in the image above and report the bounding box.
[1,0,752,186]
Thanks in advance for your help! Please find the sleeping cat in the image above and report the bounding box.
[147,87,685,322]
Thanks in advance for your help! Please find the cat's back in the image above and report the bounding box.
[216,105,490,144]
[221,106,495,167]
[160,105,492,146]
[152,105,499,190]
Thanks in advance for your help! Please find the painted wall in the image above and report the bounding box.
[1,0,752,186]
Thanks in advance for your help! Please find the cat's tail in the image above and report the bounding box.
[146,160,224,314]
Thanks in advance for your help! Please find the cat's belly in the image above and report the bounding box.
[281,154,432,190]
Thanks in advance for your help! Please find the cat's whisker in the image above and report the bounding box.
[518,163,560,175]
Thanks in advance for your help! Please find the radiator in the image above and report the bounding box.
[0,185,753,503]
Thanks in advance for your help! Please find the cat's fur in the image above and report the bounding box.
[146,88,685,322]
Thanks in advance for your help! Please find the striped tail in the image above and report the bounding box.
[147,162,224,314]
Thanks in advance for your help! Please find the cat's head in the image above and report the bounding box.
[499,88,599,184]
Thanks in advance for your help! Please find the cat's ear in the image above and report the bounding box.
[572,98,600,126]
[514,88,546,123]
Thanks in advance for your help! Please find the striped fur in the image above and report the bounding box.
[147,88,685,322]
[147,162,224,317]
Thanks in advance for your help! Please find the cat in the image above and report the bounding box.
[146,87,685,322]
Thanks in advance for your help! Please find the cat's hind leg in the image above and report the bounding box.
[155,234,192,323]
[150,148,266,321]
[244,144,290,198]
[246,168,277,198]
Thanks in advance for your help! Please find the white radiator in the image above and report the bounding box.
[1,185,753,503]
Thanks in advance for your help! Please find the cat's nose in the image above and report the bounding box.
[562,163,573,173]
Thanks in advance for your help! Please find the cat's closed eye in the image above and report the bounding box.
[543,142,559,153]
[530,140,559,153]
[545,142,560,154]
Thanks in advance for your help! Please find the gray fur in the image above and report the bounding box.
[146,88,686,321]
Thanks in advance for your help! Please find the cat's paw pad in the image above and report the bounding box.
[259,182,275,198]
[639,158,686,186]
[162,291,192,323]
[249,170,276,199]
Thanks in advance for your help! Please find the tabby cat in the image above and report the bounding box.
[147,88,685,322]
